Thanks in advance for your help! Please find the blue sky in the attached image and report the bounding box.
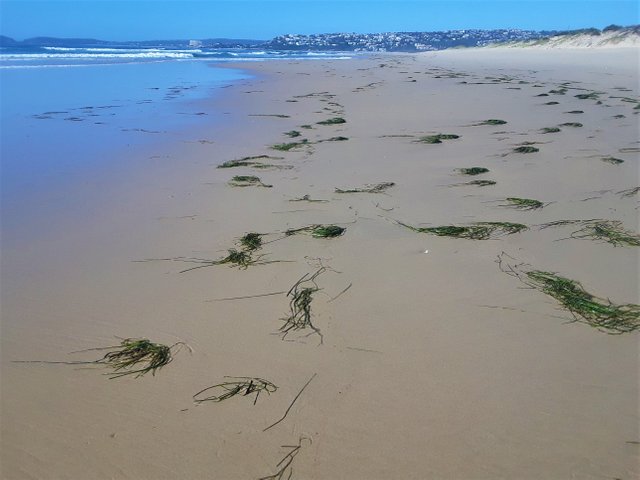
[1,0,638,41]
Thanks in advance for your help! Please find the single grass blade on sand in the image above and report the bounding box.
[335,182,395,194]
[449,179,497,187]
[498,253,640,334]
[193,377,277,405]
[617,187,639,198]
[259,437,311,480]
[289,194,329,203]
[397,220,528,240]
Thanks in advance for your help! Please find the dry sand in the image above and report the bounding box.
[1,47,638,479]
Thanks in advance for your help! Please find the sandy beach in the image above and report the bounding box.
[1,47,638,479]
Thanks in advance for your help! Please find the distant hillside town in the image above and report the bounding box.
[1,25,637,51]
[265,29,552,51]
[264,25,638,51]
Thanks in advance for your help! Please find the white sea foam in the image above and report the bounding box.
[0,52,194,60]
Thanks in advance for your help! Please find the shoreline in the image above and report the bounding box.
[2,48,638,479]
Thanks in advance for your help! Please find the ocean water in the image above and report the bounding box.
[0,45,351,242]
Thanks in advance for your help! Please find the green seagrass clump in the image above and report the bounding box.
[559,122,583,127]
[565,110,584,114]
[477,119,507,125]
[498,254,640,334]
[398,221,527,240]
[500,197,545,210]
[320,136,349,142]
[13,338,188,379]
[335,182,395,194]
[575,92,599,100]
[317,117,346,125]
[213,249,257,269]
[229,175,273,187]
[285,224,346,238]
[538,219,639,247]
[457,167,489,175]
[572,221,639,246]
[218,155,284,169]
[601,156,624,165]
[418,133,460,144]
[193,377,277,405]
[279,268,327,342]
[97,338,177,378]
[541,127,561,134]
[239,232,264,251]
[271,140,309,151]
[218,159,257,168]
[284,130,301,138]
[544,101,560,105]
[513,146,539,154]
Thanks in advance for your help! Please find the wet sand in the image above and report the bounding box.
[1,47,638,479]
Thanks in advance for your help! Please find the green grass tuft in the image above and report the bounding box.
[239,232,263,251]
[229,175,273,187]
[318,136,349,142]
[575,92,599,100]
[316,117,346,125]
[418,133,460,144]
[571,221,639,246]
[559,122,583,127]
[398,221,527,240]
[96,338,177,379]
[541,127,561,133]
[513,146,539,154]
[285,224,346,238]
[498,254,639,334]
[544,101,560,105]
[477,119,507,125]
[565,110,584,114]
[271,140,309,151]
[457,167,489,175]
[284,130,301,138]
[218,159,258,168]
[601,156,624,165]
[539,219,639,246]
[501,197,545,210]
[279,268,326,342]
